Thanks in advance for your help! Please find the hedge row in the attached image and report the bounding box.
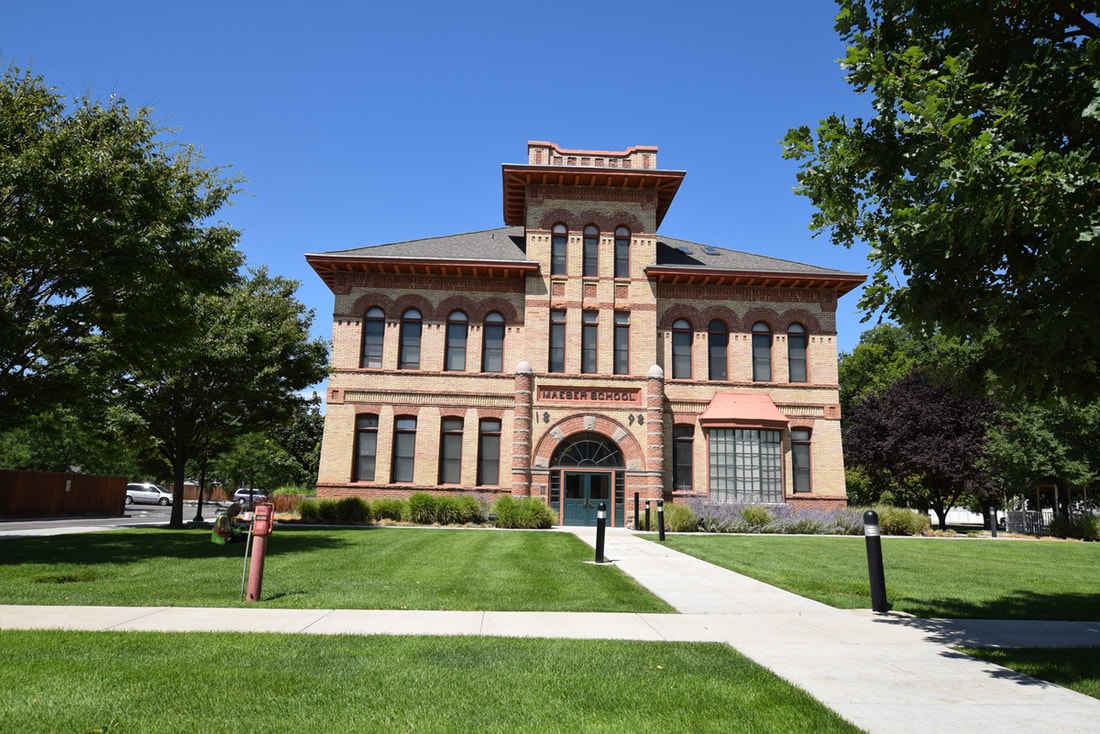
[294,493,554,529]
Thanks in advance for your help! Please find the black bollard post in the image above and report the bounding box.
[989,506,998,538]
[644,500,651,531]
[633,492,639,530]
[863,510,889,613]
[657,499,666,541]
[595,502,607,563]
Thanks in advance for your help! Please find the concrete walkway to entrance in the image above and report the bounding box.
[3,527,1100,732]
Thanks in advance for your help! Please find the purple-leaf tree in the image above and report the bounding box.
[846,369,995,530]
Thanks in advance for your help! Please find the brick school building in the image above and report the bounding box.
[306,142,864,526]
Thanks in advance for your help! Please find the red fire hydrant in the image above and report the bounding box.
[246,502,275,603]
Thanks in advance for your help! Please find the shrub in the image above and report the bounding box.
[335,496,371,524]
[872,505,931,536]
[455,495,486,524]
[296,498,320,522]
[370,498,405,522]
[434,496,463,525]
[1048,514,1100,541]
[741,505,772,529]
[493,496,555,529]
[317,499,341,524]
[687,498,864,535]
[662,503,698,532]
[404,492,439,524]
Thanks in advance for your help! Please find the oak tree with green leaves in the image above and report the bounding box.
[784,1,1100,401]
[0,63,244,426]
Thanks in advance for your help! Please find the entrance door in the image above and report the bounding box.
[563,472,611,526]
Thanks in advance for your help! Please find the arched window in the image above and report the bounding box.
[614,226,630,278]
[482,312,505,373]
[360,307,385,369]
[399,309,422,370]
[752,321,772,382]
[788,323,808,383]
[551,223,567,275]
[672,319,693,379]
[708,319,728,380]
[353,414,378,481]
[445,311,468,371]
[583,224,599,277]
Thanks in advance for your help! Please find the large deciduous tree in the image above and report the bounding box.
[115,268,329,528]
[783,1,1100,401]
[0,63,243,426]
[846,369,995,529]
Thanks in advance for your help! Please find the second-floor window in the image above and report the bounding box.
[551,224,567,275]
[752,321,772,382]
[361,307,385,369]
[482,312,505,373]
[708,320,728,380]
[672,319,693,379]
[614,227,630,278]
[445,311,468,371]
[399,309,422,370]
[788,323,808,383]
[583,225,599,277]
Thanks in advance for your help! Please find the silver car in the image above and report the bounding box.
[125,483,173,505]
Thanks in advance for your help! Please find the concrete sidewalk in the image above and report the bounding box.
[3,527,1100,732]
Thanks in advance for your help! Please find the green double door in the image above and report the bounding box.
[562,472,611,526]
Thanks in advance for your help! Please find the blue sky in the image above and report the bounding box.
[5,0,875,357]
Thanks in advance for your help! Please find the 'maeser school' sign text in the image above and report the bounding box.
[538,387,640,404]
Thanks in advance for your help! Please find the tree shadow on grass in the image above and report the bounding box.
[894,589,1100,622]
[0,526,360,566]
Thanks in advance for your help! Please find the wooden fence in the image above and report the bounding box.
[0,470,127,519]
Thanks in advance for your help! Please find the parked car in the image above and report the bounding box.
[126,483,173,505]
[232,488,270,506]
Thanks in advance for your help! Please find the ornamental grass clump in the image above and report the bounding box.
[404,492,439,524]
[492,496,555,529]
[296,498,320,522]
[370,498,405,522]
[336,496,371,524]
[1048,514,1100,541]
[662,503,699,532]
[872,505,931,536]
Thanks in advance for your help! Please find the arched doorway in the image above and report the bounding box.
[549,432,625,526]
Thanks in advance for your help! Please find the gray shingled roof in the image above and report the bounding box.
[314,226,859,276]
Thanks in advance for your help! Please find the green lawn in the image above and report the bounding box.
[0,631,861,733]
[650,534,1100,620]
[0,527,672,612]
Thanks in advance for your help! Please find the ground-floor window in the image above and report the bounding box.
[354,414,378,481]
[791,428,812,493]
[392,416,417,482]
[708,428,782,503]
[477,419,501,486]
[438,417,463,484]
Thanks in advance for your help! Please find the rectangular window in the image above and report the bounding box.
[613,312,630,375]
[583,232,599,277]
[708,428,782,503]
[792,429,812,493]
[549,309,566,373]
[672,425,694,491]
[392,416,417,483]
[438,418,464,484]
[354,415,378,481]
[581,311,598,374]
[477,419,501,486]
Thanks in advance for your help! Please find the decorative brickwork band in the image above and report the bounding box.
[512,361,534,496]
